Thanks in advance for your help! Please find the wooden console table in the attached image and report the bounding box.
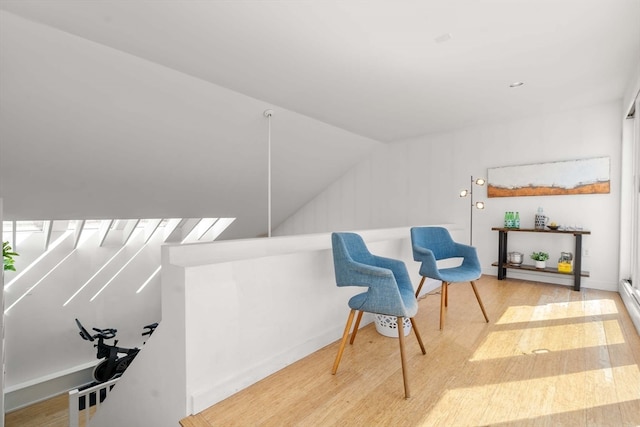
[491,227,591,291]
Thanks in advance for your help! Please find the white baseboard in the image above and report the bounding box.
[189,277,441,415]
[189,326,346,414]
[619,279,640,336]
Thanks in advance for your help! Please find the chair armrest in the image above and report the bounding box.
[373,255,413,294]
[453,243,481,269]
[372,255,405,275]
[334,259,394,288]
[336,258,413,317]
[453,242,474,255]
[352,260,410,315]
[412,245,431,258]
[373,255,409,277]
[412,246,442,280]
[350,260,394,278]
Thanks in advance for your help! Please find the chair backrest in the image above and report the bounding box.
[410,226,457,261]
[331,232,375,286]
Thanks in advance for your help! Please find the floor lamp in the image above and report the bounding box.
[459,176,485,246]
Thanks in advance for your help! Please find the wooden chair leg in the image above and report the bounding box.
[470,280,489,323]
[444,281,448,307]
[349,310,364,345]
[439,281,447,330]
[332,309,356,374]
[415,276,426,298]
[410,317,426,355]
[397,316,410,399]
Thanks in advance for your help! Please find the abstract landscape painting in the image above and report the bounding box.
[487,157,610,198]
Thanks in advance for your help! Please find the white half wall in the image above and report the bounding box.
[275,101,624,292]
[88,225,455,427]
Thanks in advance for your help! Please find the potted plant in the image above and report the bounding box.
[530,251,549,269]
[3,241,19,271]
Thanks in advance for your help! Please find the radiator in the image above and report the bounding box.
[68,377,119,427]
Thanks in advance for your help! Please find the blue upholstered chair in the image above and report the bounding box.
[410,226,489,330]
[331,232,426,399]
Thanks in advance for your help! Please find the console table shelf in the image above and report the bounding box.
[490,262,589,277]
[491,227,591,291]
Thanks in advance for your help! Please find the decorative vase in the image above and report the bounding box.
[374,314,412,337]
[535,260,546,269]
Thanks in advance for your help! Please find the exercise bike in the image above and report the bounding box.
[75,318,158,383]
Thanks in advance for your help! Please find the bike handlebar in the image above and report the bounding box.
[76,318,159,342]
[141,322,158,337]
[92,327,117,339]
[75,318,94,342]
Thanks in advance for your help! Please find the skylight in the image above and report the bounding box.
[2,217,235,313]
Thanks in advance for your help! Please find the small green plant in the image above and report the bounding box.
[3,241,19,271]
[530,251,549,261]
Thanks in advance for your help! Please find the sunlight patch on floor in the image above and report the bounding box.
[418,364,640,425]
[470,319,624,361]
[495,299,618,325]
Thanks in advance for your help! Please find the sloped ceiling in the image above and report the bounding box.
[1,1,639,239]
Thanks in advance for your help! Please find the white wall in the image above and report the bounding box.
[88,226,454,427]
[275,101,623,291]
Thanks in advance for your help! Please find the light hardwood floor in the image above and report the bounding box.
[5,393,69,427]
[4,392,100,427]
[182,276,640,426]
[6,277,640,426]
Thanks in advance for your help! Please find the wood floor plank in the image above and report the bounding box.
[179,413,210,427]
[5,393,68,427]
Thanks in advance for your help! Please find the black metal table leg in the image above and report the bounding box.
[574,234,582,291]
[497,230,507,280]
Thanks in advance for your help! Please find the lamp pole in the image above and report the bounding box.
[469,175,474,246]
[264,109,274,237]
[460,175,485,246]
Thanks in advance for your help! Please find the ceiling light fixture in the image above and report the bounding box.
[509,82,524,88]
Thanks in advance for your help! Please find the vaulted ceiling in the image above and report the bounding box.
[1,1,638,238]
